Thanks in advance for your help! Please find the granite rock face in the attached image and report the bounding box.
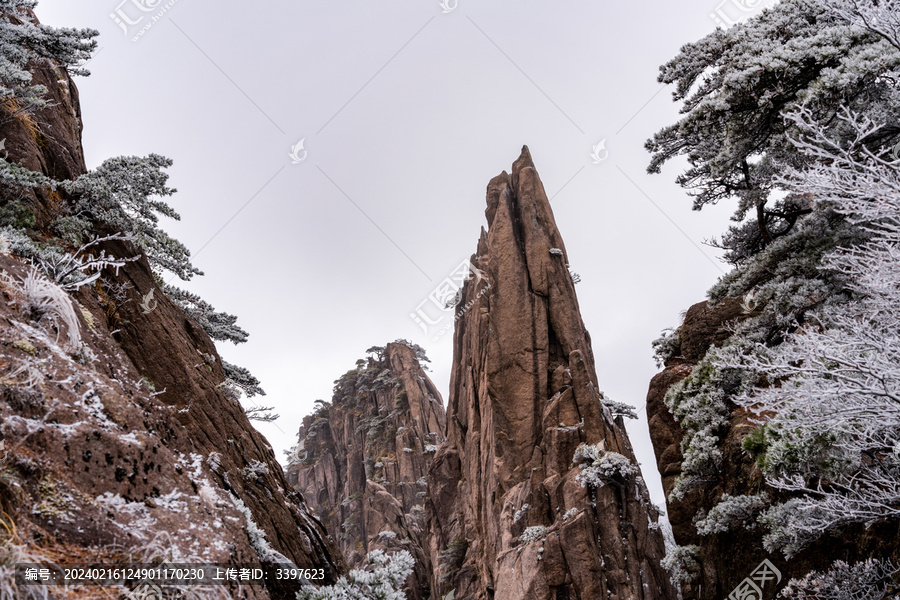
[425,147,676,600]
[286,341,447,600]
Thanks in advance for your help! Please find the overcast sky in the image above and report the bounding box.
[37,0,759,506]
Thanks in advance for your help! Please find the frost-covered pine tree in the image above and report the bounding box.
[0,4,265,403]
[0,0,97,118]
[729,108,900,557]
[0,0,96,191]
[59,154,202,281]
[779,558,899,600]
[57,155,266,399]
[646,0,900,261]
[295,550,413,600]
[161,283,248,343]
[821,0,900,52]
[649,0,900,508]
[221,360,265,399]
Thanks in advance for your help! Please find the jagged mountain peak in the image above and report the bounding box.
[424,149,676,600]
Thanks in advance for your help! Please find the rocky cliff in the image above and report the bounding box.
[646,299,900,599]
[0,45,343,599]
[424,147,676,600]
[286,341,446,600]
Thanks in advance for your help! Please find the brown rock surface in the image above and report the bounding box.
[646,299,900,599]
[0,49,343,599]
[287,341,447,600]
[425,147,676,600]
[645,299,745,544]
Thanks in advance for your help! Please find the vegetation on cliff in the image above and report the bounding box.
[0,1,266,412]
[0,3,344,598]
[649,0,900,595]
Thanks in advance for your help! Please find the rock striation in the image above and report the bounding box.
[286,341,446,600]
[0,49,343,599]
[424,147,676,600]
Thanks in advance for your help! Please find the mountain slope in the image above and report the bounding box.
[0,48,344,600]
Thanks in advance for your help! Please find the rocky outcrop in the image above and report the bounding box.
[287,341,446,600]
[425,147,676,600]
[0,48,343,599]
[646,300,900,600]
[646,299,746,545]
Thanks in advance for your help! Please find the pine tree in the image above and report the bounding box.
[729,108,900,557]
[161,284,248,344]
[646,0,900,260]
[58,155,265,401]
[0,3,265,407]
[0,0,96,191]
[652,4,900,592]
[780,558,899,600]
[0,0,97,119]
[59,154,203,281]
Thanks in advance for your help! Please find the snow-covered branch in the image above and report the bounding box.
[727,108,900,556]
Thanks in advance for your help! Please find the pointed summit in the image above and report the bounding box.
[425,149,676,600]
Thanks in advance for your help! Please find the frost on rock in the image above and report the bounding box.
[513,504,530,524]
[241,459,269,482]
[206,452,222,472]
[573,443,638,489]
[74,388,117,432]
[96,493,157,540]
[229,493,294,566]
[519,526,549,544]
[296,550,413,600]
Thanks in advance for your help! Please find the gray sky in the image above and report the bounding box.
[37,0,751,507]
